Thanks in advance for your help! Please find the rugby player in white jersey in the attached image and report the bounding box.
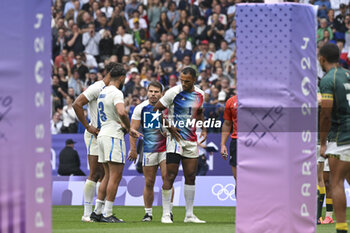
[95,63,142,223]
[73,62,118,222]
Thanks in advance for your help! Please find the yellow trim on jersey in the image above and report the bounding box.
[336,222,348,231]
[326,198,333,205]
[321,93,333,100]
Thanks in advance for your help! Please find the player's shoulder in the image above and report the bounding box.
[134,99,150,111]
[166,85,183,96]
[194,86,204,96]
[225,95,236,107]
[89,80,106,90]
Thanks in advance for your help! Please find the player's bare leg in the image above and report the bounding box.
[101,162,124,222]
[232,166,237,180]
[143,165,158,221]
[182,158,205,223]
[329,156,350,233]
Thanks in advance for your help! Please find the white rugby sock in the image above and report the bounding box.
[104,200,114,217]
[83,180,96,217]
[170,202,173,213]
[326,211,333,218]
[94,199,104,215]
[162,189,172,216]
[96,181,101,195]
[145,208,152,216]
[184,184,195,217]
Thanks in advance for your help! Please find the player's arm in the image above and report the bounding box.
[73,94,99,136]
[127,119,141,163]
[116,103,142,138]
[319,97,333,158]
[221,98,233,159]
[221,120,232,160]
[197,107,207,144]
[153,101,167,112]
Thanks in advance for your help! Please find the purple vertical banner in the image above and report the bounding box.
[236,4,317,233]
[0,0,51,232]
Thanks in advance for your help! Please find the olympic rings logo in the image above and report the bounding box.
[211,183,236,201]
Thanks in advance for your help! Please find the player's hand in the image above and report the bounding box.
[320,144,328,159]
[127,149,138,164]
[129,128,143,138]
[169,126,182,142]
[221,144,228,160]
[87,125,99,137]
[199,130,207,144]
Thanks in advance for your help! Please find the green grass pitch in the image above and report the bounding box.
[53,206,350,233]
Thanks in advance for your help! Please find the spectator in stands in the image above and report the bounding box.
[125,67,139,96]
[194,16,208,44]
[52,75,67,110]
[68,69,84,97]
[160,50,176,77]
[52,17,66,40]
[86,69,98,86]
[125,0,140,20]
[132,19,147,50]
[174,38,193,62]
[207,13,225,49]
[61,95,78,133]
[109,6,129,36]
[314,0,331,19]
[336,39,349,68]
[58,67,69,98]
[67,24,84,55]
[317,18,334,42]
[128,10,147,30]
[334,4,347,37]
[174,10,195,37]
[172,31,192,53]
[196,40,216,72]
[58,139,85,176]
[156,12,173,42]
[147,0,165,41]
[209,5,227,28]
[51,112,63,135]
[216,40,233,62]
[53,28,69,59]
[101,0,114,19]
[114,26,134,56]
[83,23,101,60]
[167,2,180,29]
[99,29,114,62]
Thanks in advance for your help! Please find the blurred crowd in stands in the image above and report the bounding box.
[51,0,349,134]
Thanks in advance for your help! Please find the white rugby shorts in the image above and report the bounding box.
[97,135,126,164]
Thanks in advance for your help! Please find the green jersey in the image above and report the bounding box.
[320,67,350,146]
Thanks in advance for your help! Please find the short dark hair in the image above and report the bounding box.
[105,62,118,73]
[181,66,197,79]
[110,63,126,80]
[320,43,340,63]
[148,81,163,92]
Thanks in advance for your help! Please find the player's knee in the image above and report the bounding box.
[145,179,155,189]
[184,174,196,185]
[167,172,177,182]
